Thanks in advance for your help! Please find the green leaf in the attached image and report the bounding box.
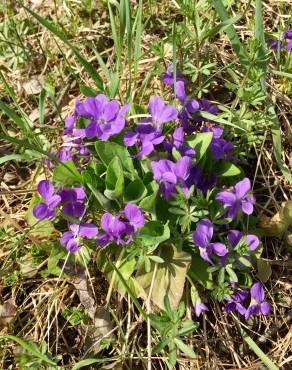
[0,154,26,165]
[53,160,82,186]
[215,160,242,177]
[148,255,164,263]
[135,245,191,310]
[79,85,99,97]
[46,244,67,276]
[152,339,168,354]
[95,141,135,178]
[139,182,158,213]
[0,335,57,366]
[26,196,55,238]
[186,132,213,162]
[105,157,124,198]
[72,358,119,370]
[238,256,252,268]
[174,338,196,359]
[187,250,213,289]
[226,266,238,283]
[87,183,112,211]
[139,221,170,246]
[257,258,272,283]
[24,6,104,90]
[123,178,147,203]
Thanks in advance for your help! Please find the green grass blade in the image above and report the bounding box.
[0,100,32,133]
[211,0,249,69]
[0,335,57,366]
[108,2,121,69]
[0,154,26,165]
[238,327,279,370]
[108,258,147,319]
[133,0,143,78]
[72,357,120,370]
[24,6,104,91]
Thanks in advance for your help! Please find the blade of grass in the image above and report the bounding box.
[0,100,36,139]
[211,0,249,69]
[108,258,147,320]
[0,335,57,366]
[23,6,104,91]
[108,1,121,70]
[0,154,26,165]
[237,326,279,370]
[133,0,143,78]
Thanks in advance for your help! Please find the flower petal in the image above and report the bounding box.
[175,156,192,180]
[192,219,213,248]
[33,203,49,220]
[60,231,74,246]
[234,178,250,199]
[241,200,254,215]
[210,242,228,256]
[124,204,144,230]
[260,302,271,315]
[66,239,80,253]
[47,194,61,209]
[227,230,242,248]
[246,234,259,251]
[37,180,54,202]
[79,223,98,238]
[251,282,265,303]
[124,132,139,147]
[215,191,236,206]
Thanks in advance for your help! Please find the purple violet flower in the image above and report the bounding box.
[140,96,178,130]
[123,203,145,232]
[225,288,249,316]
[202,125,233,160]
[267,38,283,51]
[97,204,145,246]
[215,178,256,219]
[124,96,177,158]
[61,223,98,253]
[74,94,130,141]
[284,30,292,40]
[162,64,185,86]
[164,127,195,157]
[187,165,217,196]
[33,180,61,220]
[59,187,87,220]
[192,219,228,265]
[151,156,192,199]
[194,302,209,317]
[245,282,271,320]
[228,230,259,252]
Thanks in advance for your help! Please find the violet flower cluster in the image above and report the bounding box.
[225,282,271,321]
[31,63,270,323]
